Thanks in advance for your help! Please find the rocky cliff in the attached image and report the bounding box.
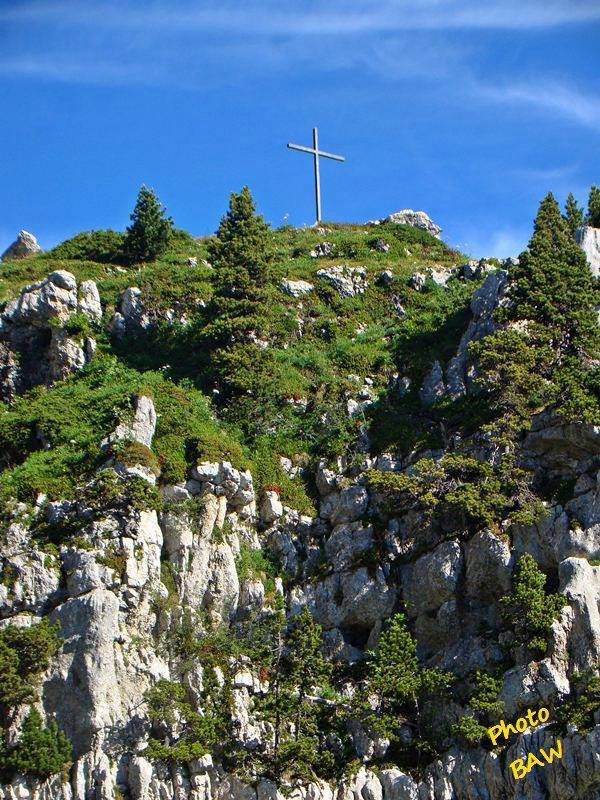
[1,202,600,800]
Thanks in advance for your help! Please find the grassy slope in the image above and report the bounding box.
[0,223,473,513]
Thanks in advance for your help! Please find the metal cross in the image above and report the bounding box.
[287,127,345,224]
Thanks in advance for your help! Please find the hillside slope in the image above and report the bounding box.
[2,190,600,800]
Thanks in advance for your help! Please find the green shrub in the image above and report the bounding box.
[499,554,566,657]
[451,715,486,746]
[0,618,62,714]
[115,441,161,476]
[1,708,71,779]
[63,312,92,338]
[46,230,125,263]
[555,670,600,732]
[588,186,600,228]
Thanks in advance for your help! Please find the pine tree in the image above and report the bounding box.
[503,192,598,361]
[588,185,600,227]
[563,192,584,238]
[360,613,453,742]
[123,186,173,264]
[257,608,332,781]
[2,708,71,779]
[499,553,566,657]
[199,187,275,406]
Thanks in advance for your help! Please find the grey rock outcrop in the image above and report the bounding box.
[380,210,442,239]
[576,225,600,277]
[316,266,368,298]
[280,279,314,297]
[1,230,43,261]
[0,271,100,399]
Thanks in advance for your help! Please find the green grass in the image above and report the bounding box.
[0,220,473,505]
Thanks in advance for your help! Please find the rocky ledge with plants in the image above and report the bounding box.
[1,186,600,800]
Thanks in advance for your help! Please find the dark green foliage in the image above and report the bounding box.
[114,441,161,476]
[0,357,244,501]
[1,708,71,779]
[452,670,504,745]
[555,670,600,732]
[451,715,487,746]
[0,619,62,721]
[0,620,71,780]
[252,608,339,781]
[145,676,231,763]
[348,614,453,770]
[499,554,566,657]
[563,193,584,238]
[588,186,600,228]
[366,454,542,533]
[474,193,600,437]
[46,230,125,264]
[501,193,599,360]
[198,187,276,408]
[63,312,92,338]
[123,186,173,264]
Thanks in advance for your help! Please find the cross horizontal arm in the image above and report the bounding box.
[287,143,345,162]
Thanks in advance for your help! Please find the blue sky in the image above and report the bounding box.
[1,0,599,258]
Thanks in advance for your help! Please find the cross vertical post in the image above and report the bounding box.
[287,127,345,224]
[313,127,322,224]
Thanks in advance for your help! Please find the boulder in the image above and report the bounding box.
[382,210,442,239]
[310,242,335,258]
[260,491,283,525]
[280,279,314,297]
[78,280,102,321]
[1,230,42,261]
[316,266,368,298]
[402,540,463,616]
[325,522,374,572]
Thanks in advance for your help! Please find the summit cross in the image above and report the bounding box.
[287,127,345,224]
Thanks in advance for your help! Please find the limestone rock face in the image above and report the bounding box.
[0,270,100,399]
[419,360,445,407]
[1,230,42,261]
[576,225,600,276]
[444,268,508,400]
[6,261,600,800]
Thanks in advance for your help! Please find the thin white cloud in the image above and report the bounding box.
[1,0,599,33]
[0,56,165,86]
[478,81,600,131]
[459,228,530,259]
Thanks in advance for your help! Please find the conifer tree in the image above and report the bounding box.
[563,192,584,238]
[258,608,332,780]
[1,709,71,779]
[200,187,275,406]
[360,613,453,743]
[499,553,566,657]
[588,185,600,227]
[503,192,598,361]
[123,186,173,264]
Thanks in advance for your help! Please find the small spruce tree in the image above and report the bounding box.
[199,187,276,409]
[499,553,566,657]
[123,186,173,264]
[503,193,598,360]
[1,708,71,779]
[563,192,584,238]
[357,613,453,760]
[588,185,600,227]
